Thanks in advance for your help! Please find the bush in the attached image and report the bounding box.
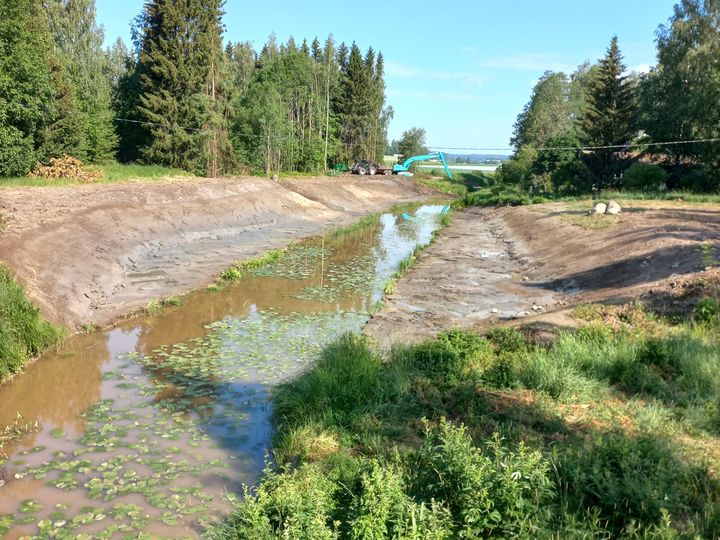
[213,464,338,539]
[622,163,669,192]
[412,420,554,537]
[557,433,716,533]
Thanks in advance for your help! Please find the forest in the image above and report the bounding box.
[498,0,720,195]
[0,0,391,178]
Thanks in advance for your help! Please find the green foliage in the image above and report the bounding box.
[581,36,637,184]
[0,265,64,381]
[215,307,720,538]
[0,0,63,175]
[413,422,553,537]
[622,163,669,191]
[557,433,716,533]
[695,297,720,326]
[641,0,720,179]
[397,127,428,167]
[45,0,118,163]
[136,0,232,176]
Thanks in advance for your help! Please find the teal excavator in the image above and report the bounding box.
[350,151,454,181]
[393,151,454,181]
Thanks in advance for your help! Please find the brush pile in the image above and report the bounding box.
[31,156,103,183]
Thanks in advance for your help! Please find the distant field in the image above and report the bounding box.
[418,163,500,172]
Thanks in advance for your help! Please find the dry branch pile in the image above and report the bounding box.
[31,156,103,183]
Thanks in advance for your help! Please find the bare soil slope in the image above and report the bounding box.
[0,175,434,329]
[365,201,720,348]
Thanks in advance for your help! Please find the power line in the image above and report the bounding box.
[428,137,720,153]
[113,117,205,132]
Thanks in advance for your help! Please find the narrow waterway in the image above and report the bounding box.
[0,205,445,539]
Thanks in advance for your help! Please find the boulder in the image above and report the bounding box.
[606,200,622,215]
[592,202,607,215]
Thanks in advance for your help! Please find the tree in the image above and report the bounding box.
[511,71,573,149]
[135,0,232,176]
[581,36,637,182]
[0,0,79,175]
[397,127,428,166]
[641,0,720,175]
[45,0,118,162]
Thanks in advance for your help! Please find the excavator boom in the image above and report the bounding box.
[392,151,454,181]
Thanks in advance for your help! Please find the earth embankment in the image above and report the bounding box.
[0,175,434,329]
[365,201,720,348]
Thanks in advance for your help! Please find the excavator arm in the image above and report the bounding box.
[392,151,454,181]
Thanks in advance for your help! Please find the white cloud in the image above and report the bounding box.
[385,61,484,86]
[478,53,574,73]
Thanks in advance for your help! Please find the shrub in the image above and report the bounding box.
[412,420,554,537]
[622,163,669,192]
[213,465,338,539]
[557,433,717,533]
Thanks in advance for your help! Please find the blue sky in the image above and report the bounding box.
[96,0,678,154]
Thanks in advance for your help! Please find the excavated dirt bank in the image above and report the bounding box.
[365,201,720,348]
[0,175,434,329]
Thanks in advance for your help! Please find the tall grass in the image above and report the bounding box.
[0,266,64,381]
[214,307,720,538]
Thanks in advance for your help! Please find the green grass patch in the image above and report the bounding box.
[0,265,64,382]
[464,184,720,208]
[214,305,720,538]
[217,249,286,284]
[0,163,190,187]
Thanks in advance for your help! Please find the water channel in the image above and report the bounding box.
[0,204,445,539]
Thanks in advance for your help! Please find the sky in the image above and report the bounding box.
[96,0,678,155]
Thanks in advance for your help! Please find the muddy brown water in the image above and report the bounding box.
[0,205,445,539]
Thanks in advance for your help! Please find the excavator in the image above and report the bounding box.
[351,151,454,181]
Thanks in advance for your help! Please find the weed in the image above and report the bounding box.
[146,299,162,316]
[162,296,182,307]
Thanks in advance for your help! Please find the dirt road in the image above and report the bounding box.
[365,200,720,347]
[0,175,434,329]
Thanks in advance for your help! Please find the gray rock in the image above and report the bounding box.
[593,202,608,215]
[606,200,622,215]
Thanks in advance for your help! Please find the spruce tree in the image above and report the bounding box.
[136,0,232,176]
[582,36,636,182]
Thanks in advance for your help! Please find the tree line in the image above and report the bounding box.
[499,0,720,194]
[0,0,391,177]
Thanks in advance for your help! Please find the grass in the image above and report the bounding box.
[464,183,720,209]
[217,249,286,284]
[0,265,64,383]
[213,301,720,538]
[0,162,190,187]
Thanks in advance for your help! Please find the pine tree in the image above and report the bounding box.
[45,0,118,162]
[582,36,636,182]
[136,0,232,176]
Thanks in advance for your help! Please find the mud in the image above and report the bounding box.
[0,175,434,330]
[366,200,720,347]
